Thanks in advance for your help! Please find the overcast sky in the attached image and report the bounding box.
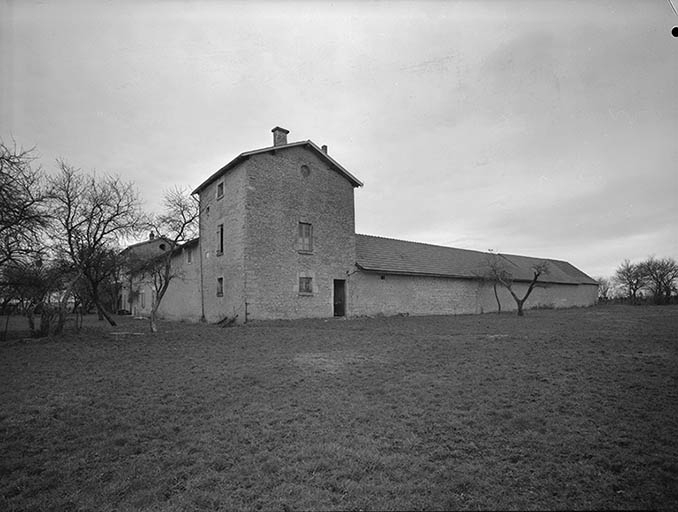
[2,0,676,278]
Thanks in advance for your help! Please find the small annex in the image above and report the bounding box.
[121,127,598,322]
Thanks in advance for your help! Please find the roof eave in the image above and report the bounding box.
[304,140,363,187]
[191,154,248,195]
[355,264,596,285]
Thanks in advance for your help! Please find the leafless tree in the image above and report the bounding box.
[2,259,68,337]
[614,259,647,304]
[127,187,199,332]
[595,276,612,302]
[640,256,678,305]
[479,251,509,314]
[48,162,144,326]
[0,142,48,269]
[484,254,550,316]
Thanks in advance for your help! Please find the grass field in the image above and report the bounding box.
[1,305,677,511]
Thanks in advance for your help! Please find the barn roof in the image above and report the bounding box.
[355,234,598,286]
[192,140,363,195]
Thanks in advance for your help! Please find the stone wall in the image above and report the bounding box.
[156,245,203,322]
[348,271,598,317]
[198,163,248,323]
[242,146,357,320]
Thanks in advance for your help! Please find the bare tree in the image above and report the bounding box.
[480,251,509,314]
[640,256,678,305]
[0,142,48,269]
[3,259,67,337]
[484,254,550,316]
[127,187,199,332]
[614,259,647,304]
[49,162,144,326]
[595,276,612,302]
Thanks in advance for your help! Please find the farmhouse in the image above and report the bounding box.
[121,127,598,322]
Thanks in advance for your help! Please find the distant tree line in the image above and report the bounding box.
[0,141,198,338]
[596,257,678,305]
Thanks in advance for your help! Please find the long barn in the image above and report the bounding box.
[121,127,598,322]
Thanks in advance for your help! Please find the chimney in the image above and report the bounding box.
[321,145,328,154]
[271,126,289,146]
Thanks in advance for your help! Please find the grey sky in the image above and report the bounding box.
[2,0,676,278]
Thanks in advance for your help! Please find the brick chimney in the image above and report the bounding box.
[271,126,289,146]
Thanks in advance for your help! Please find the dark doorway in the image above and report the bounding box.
[333,279,346,317]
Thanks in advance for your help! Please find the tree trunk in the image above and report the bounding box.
[149,281,170,334]
[516,300,525,316]
[39,305,54,337]
[493,282,501,314]
[2,312,10,341]
[26,305,37,336]
[52,302,69,336]
[75,307,83,330]
[93,296,117,326]
[149,307,158,333]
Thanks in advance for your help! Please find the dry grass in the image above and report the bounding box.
[1,305,677,511]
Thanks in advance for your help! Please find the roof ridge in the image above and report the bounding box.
[240,139,309,157]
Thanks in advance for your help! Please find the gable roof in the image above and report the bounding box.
[355,234,598,286]
[120,236,172,256]
[192,140,363,195]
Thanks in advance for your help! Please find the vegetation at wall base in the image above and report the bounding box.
[1,305,677,511]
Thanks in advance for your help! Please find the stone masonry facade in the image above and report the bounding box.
[243,146,356,320]
[198,158,248,323]
[348,273,598,317]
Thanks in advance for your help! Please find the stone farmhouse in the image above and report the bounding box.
[120,127,598,323]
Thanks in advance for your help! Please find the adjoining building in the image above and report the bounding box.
[121,127,598,323]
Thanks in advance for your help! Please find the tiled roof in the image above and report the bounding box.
[192,140,363,194]
[355,234,598,285]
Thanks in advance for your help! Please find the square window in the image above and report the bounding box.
[299,277,313,294]
[298,222,313,252]
[216,182,224,199]
[217,277,224,297]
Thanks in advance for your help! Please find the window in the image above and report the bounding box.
[216,182,224,199]
[186,247,193,264]
[216,277,224,297]
[299,277,313,294]
[298,222,313,252]
[216,224,224,255]
[140,291,146,309]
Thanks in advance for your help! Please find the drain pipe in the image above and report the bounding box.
[198,196,206,322]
